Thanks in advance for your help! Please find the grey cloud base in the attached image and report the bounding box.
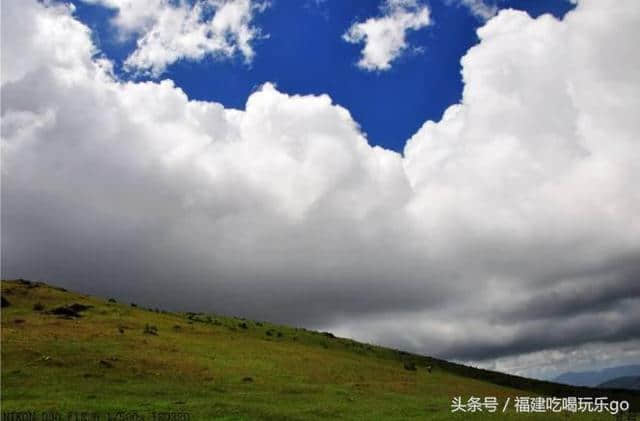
[2,0,640,378]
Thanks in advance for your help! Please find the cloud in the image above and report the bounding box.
[454,0,497,21]
[81,0,269,76]
[2,0,640,378]
[343,0,430,71]
[482,340,640,380]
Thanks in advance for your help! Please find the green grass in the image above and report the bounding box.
[1,279,638,420]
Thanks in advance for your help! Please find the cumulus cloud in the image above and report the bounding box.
[81,0,268,76]
[2,0,640,378]
[343,0,430,71]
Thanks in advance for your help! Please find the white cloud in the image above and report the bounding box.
[82,0,268,76]
[343,0,430,71]
[475,339,640,380]
[2,0,640,376]
[0,1,98,85]
[80,0,165,34]
[455,0,497,21]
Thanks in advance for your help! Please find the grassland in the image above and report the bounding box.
[1,279,638,420]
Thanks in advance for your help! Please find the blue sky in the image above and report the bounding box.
[71,0,574,152]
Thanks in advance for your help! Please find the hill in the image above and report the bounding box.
[598,376,640,391]
[554,365,640,387]
[2,279,639,420]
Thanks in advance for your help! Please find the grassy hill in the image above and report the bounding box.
[2,279,638,420]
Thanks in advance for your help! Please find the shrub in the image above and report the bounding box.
[33,302,45,311]
[68,303,92,312]
[238,322,248,329]
[131,303,137,307]
[49,303,91,318]
[108,298,116,303]
[143,324,158,335]
[403,361,417,371]
[99,360,114,368]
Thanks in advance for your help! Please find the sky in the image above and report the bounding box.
[69,0,574,152]
[1,0,639,380]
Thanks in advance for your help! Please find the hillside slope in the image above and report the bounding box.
[2,279,638,420]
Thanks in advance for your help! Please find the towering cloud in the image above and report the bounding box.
[2,0,639,377]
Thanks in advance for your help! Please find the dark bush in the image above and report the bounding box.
[33,302,45,311]
[68,303,92,312]
[143,324,158,335]
[322,332,336,339]
[1,296,10,308]
[99,360,114,368]
[108,298,116,303]
[403,361,417,371]
[265,330,273,336]
[242,377,253,383]
[49,303,91,318]
[277,331,283,338]
[238,322,248,329]
[131,303,137,307]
